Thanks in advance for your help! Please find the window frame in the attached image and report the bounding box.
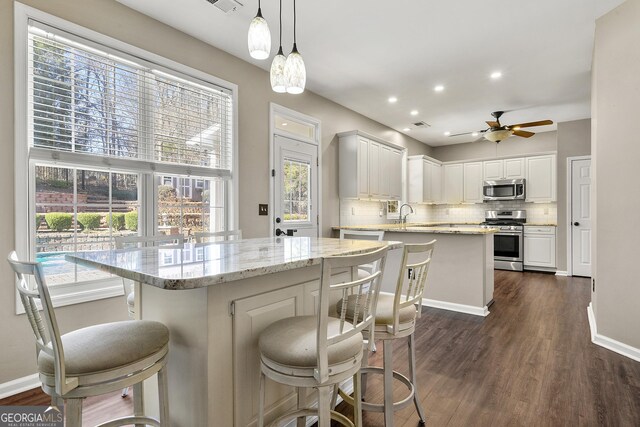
[14,4,239,313]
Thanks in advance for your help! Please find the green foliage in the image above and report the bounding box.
[158,185,177,201]
[36,214,44,229]
[77,213,102,231]
[109,213,126,231]
[125,211,138,231]
[45,212,73,232]
[112,189,137,201]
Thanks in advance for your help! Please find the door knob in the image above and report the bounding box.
[573,222,580,226]
[275,228,283,236]
[275,217,281,224]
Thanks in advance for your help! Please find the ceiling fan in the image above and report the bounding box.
[449,111,553,143]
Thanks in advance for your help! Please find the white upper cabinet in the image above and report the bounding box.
[483,158,525,180]
[408,156,443,204]
[339,132,404,201]
[526,155,556,202]
[443,163,464,204]
[463,162,483,203]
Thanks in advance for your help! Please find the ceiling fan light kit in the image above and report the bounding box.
[249,0,306,94]
[247,0,271,60]
[484,129,513,143]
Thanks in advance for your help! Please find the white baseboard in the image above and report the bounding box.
[0,373,40,400]
[555,270,569,276]
[421,298,489,317]
[587,303,640,362]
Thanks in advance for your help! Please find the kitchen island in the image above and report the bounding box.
[67,237,401,427]
[334,224,497,317]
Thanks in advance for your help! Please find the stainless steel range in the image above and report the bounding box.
[481,210,526,272]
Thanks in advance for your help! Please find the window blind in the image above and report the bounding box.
[27,24,233,173]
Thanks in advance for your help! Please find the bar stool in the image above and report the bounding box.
[336,240,436,426]
[7,251,170,427]
[339,230,384,280]
[194,229,243,243]
[257,245,389,427]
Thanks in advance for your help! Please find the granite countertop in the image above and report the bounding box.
[333,223,496,235]
[66,237,402,290]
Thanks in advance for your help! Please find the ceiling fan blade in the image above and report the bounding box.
[513,130,535,138]
[486,121,499,128]
[509,119,553,129]
[448,130,485,137]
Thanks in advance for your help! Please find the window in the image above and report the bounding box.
[15,8,237,308]
[282,158,310,222]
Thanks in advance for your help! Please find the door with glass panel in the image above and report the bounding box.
[273,135,318,237]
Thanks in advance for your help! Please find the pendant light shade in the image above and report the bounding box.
[284,0,305,94]
[271,48,287,93]
[270,0,286,93]
[248,1,271,60]
[284,44,306,94]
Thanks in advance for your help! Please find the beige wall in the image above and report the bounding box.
[556,119,591,272]
[0,0,432,383]
[431,130,557,162]
[591,0,640,349]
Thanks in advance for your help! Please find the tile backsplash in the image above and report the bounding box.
[339,199,557,226]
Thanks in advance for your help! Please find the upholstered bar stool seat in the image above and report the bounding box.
[38,320,169,377]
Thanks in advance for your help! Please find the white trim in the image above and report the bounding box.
[421,298,489,317]
[587,303,640,362]
[0,374,40,400]
[566,155,592,277]
[555,270,569,276]
[269,103,322,238]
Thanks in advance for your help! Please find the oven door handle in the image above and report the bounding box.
[495,232,522,236]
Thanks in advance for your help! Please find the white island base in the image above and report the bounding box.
[380,231,494,317]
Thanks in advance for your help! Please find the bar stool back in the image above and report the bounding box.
[337,240,436,426]
[7,251,170,427]
[257,245,389,427]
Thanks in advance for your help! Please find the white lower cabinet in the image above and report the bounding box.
[524,226,556,270]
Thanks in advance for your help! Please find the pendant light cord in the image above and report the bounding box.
[279,0,282,48]
[293,0,297,46]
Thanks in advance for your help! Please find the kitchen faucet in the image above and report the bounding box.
[399,203,414,225]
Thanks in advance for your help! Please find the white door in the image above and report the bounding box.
[571,158,592,277]
[273,135,319,237]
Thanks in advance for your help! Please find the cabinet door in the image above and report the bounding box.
[431,163,442,203]
[443,163,464,204]
[421,161,432,202]
[504,158,525,179]
[379,145,391,198]
[368,141,380,198]
[357,137,369,198]
[463,162,483,203]
[483,160,504,180]
[233,285,305,427]
[524,235,556,267]
[389,149,403,200]
[526,155,556,202]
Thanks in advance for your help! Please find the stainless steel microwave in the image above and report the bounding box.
[483,179,526,201]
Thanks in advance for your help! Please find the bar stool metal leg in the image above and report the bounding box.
[297,387,307,427]
[65,398,83,427]
[317,386,332,427]
[157,364,170,426]
[258,372,266,427]
[408,333,426,424]
[383,341,394,427]
[134,382,145,427]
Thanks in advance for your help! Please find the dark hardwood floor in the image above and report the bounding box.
[2,271,639,426]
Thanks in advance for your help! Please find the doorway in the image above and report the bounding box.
[568,156,592,277]
[269,104,321,237]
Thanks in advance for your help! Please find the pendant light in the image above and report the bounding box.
[284,0,306,94]
[248,0,271,60]
[270,0,287,93]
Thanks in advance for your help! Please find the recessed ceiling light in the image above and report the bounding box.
[490,71,502,79]
[434,85,445,92]
[403,128,410,132]
[388,96,398,103]
[472,132,479,137]
[410,110,419,116]
[282,122,288,126]
[444,131,451,136]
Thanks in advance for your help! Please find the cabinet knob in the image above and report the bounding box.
[573,222,580,226]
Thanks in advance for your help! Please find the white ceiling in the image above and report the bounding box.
[117,0,624,147]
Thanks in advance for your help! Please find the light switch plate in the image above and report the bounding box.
[258,204,268,216]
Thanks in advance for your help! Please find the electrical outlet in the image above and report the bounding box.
[351,207,355,215]
[379,209,383,217]
[258,204,268,216]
